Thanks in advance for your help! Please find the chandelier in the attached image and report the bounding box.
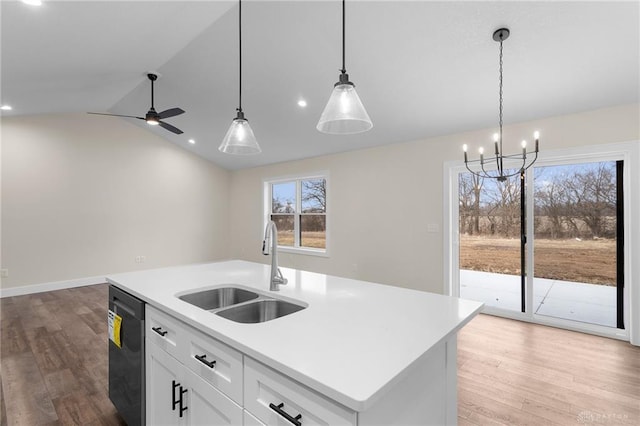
[463,28,539,182]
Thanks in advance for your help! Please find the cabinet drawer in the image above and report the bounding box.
[146,305,185,360]
[244,358,356,426]
[184,327,244,404]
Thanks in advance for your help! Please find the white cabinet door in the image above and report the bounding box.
[146,340,184,425]
[147,339,243,426]
[243,410,266,426]
[182,368,243,426]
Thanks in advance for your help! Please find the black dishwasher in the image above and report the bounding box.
[108,285,145,426]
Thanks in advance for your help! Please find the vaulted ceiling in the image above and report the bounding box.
[2,1,638,170]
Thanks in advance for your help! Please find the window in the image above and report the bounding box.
[265,174,328,254]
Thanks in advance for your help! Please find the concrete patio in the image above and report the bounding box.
[460,269,617,328]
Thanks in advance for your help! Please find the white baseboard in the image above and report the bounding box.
[0,275,108,298]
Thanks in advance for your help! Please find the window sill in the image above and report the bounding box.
[278,246,329,258]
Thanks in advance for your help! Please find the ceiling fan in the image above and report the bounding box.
[88,73,185,134]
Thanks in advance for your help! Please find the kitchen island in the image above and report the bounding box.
[107,260,482,425]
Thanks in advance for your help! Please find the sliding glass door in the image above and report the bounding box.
[532,160,623,328]
[458,159,625,330]
[458,171,523,312]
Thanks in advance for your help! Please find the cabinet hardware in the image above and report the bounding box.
[172,380,180,410]
[195,354,216,369]
[269,402,302,426]
[152,326,168,337]
[179,387,188,418]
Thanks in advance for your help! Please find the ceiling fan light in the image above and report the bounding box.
[219,116,261,155]
[146,118,159,125]
[317,82,372,134]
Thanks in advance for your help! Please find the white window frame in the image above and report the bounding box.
[263,172,329,257]
[444,141,640,345]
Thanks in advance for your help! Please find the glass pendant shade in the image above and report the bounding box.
[317,81,372,134]
[218,114,261,155]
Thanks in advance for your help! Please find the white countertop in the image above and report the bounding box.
[106,260,482,411]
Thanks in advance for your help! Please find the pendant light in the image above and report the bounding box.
[463,28,539,181]
[317,0,372,134]
[219,0,261,155]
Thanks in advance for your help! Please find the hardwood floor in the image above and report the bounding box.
[1,284,639,425]
[1,284,125,426]
[458,314,640,425]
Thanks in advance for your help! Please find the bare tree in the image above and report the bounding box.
[484,174,521,237]
[458,173,484,235]
[301,179,326,213]
[564,163,616,238]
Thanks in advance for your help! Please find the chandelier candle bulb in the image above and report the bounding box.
[479,147,484,164]
[463,144,468,162]
[522,140,527,156]
[534,131,540,152]
[494,141,499,155]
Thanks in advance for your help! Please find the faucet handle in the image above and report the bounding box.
[275,268,288,285]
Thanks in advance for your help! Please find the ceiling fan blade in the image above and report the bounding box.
[158,121,184,135]
[87,112,145,120]
[157,107,185,119]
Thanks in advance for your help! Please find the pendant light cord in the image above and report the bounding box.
[499,37,503,151]
[341,0,346,74]
[497,35,504,175]
[238,0,243,113]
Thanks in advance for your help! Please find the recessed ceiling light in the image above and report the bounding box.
[0,105,13,111]
[188,139,196,144]
[21,0,43,6]
[297,99,307,108]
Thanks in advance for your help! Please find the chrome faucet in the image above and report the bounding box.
[262,221,288,291]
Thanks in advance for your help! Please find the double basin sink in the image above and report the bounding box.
[178,286,305,323]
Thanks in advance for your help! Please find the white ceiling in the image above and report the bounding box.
[2,1,638,170]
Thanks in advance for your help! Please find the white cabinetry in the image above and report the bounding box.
[146,306,243,426]
[146,304,458,426]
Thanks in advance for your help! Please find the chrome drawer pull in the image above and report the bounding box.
[195,354,216,369]
[269,402,302,426]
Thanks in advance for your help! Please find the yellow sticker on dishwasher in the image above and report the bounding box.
[108,310,122,348]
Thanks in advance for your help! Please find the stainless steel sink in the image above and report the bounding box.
[178,287,259,311]
[216,299,305,323]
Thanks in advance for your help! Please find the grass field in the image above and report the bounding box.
[277,231,326,249]
[460,235,616,286]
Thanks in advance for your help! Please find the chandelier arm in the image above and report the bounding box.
[523,151,539,171]
[465,164,493,180]
[495,152,502,178]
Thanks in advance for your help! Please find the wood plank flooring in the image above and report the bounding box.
[1,284,125,426]
[458,314,640,425]
[1,284,639,425]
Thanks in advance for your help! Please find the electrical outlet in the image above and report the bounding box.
[0,269,8,278]
[135,256,141,263]
[140,256,146,263]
